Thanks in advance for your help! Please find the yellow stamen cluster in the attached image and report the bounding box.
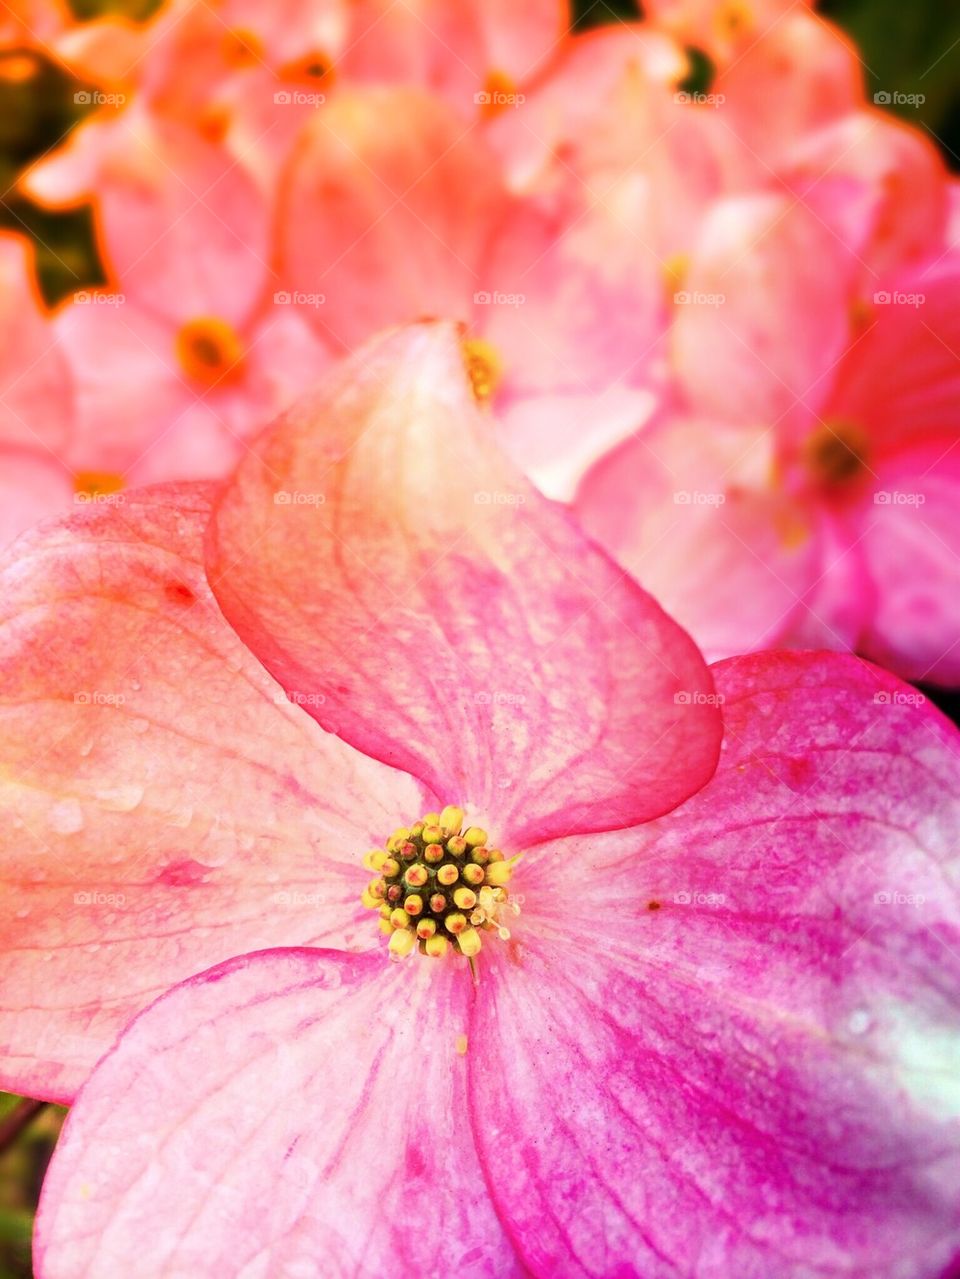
[361,805,518,962]
[461,337,503,403]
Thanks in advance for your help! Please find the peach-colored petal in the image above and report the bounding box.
[208,323,722,847]
[0,485,423,1101]
[35,948,523,1278]
[279,87,508,349]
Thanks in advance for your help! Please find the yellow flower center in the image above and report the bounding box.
[74,471,124,498]
[802,421,870,491]
[461,337,503,403]
[175,317,245,388]
[361,805,519,962]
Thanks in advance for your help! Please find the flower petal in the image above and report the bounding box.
[469,651,960,1278]
[208,322,722,847]
[575,417,820,661]
[674,194,853,427]
[856,438,960,686]
[35,948,522,1278]
[0,485,422,1101]
[27,112,269,327]
[0,447,72,547]
[0,233,71,453]
[278,88,508,350]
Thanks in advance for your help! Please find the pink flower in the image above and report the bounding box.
[29,114,331,489]
[0,322,719,1104]
[11,324,960,1278]
[643,0,815,66]
[278,84,666,497]
[576,193,960,684]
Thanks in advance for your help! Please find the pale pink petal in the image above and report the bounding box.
[778,512,875,654]
[674,194,854,427]
[52,298,193,476]
[278,88,508,349]
[575,417,820,660]
[0,233,71,453]
[855,439,960,686]
[0,447,72,547]
[0,486,423,1101]
[470,651,960,1278]
[781,110,949,281]
[208,323,722,847]
[827,255,960,455]
[485,25,688,191]
[26,111,269,327]
[123,400,245,487]
[36,948,522,1278]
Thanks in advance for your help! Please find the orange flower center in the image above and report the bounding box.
[361,806,519,962]
[74,471,124,498]
[221,28,265,69]
[175,317,245,388]
[279,50,336,84]
[479,69,519,118]
[802,421,871,491]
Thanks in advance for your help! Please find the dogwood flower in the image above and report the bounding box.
[0,322,719,1105]
[576,194,960,685]
[12,322,960,1278]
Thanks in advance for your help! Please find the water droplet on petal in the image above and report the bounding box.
[49,799,84,834]
[848,1008,872,1036]
[95,783,144,812]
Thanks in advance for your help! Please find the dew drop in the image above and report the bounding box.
[95,783,144,812]
[49,799,84,835]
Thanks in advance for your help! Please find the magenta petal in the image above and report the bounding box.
[207,322,722,845]
[469,651,960,1278]
[35,948,523,1278]
[0,485,423,1101]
